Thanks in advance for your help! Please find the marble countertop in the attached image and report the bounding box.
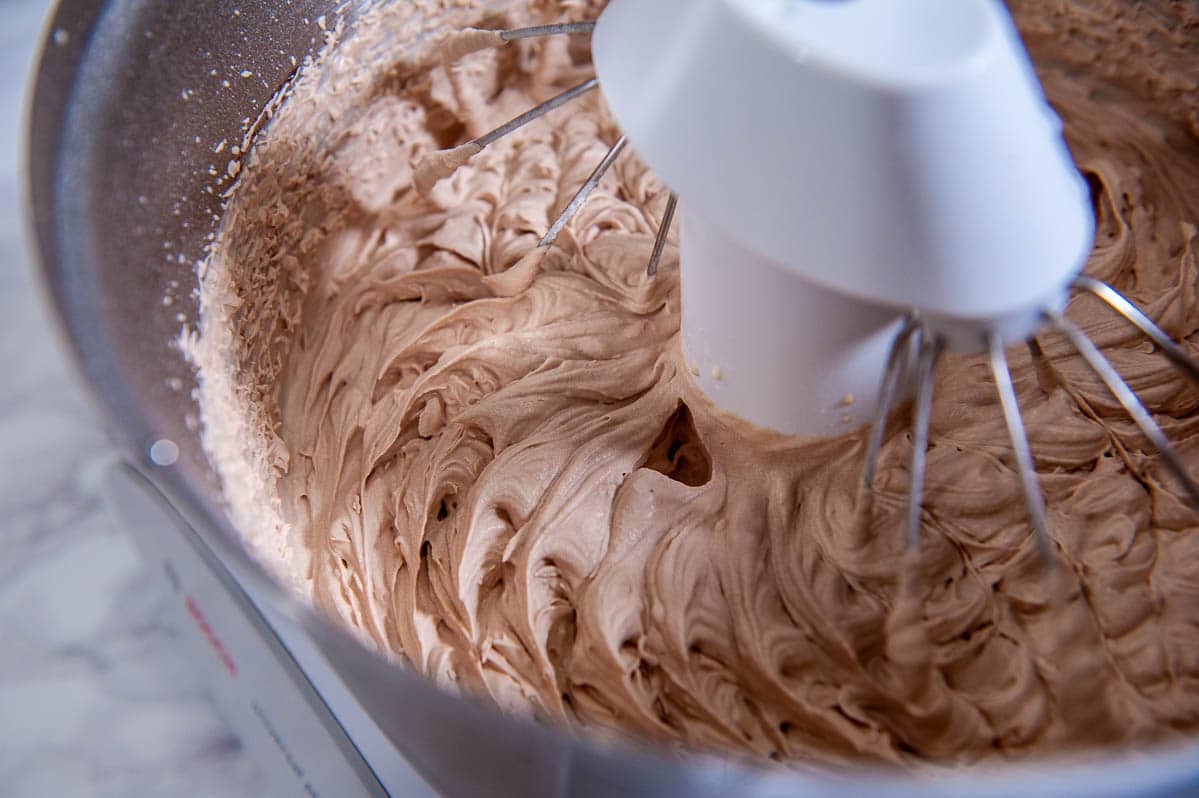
[0,2,262,795]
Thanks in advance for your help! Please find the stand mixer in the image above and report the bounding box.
[28,0,1199,794]
[412,0,1199,559]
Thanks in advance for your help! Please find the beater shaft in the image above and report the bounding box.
[540,135,628,247]
[646,192,678,277]
[988,333,1053,564]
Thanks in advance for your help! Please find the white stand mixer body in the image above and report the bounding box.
[593,0,1095,435]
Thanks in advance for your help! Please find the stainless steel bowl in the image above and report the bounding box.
[26,1,1199,795]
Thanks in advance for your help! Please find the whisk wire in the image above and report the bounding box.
[1072,276,1199,385]
[413,78,599,194]
[646,192,679,277]
[988,333,1054,565]
[500,22,597,41]
[477,78,599,150]
[540,135,629,247]
[1048,309,1199,506]
[907,328,941,551]
[862,315,920,493]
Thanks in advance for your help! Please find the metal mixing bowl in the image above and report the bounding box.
[25,1,1199,795]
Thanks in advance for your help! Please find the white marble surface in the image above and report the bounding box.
[0,2,262,795]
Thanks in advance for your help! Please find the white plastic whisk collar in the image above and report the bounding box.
[592,0,1095,324]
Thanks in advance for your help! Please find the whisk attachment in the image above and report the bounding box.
[646,192,678,277]
[865,280,1199,561]
[539,135,628,247]
[869,319,1048,559]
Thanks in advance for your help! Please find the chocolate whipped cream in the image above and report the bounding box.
[189,0,1199,766]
